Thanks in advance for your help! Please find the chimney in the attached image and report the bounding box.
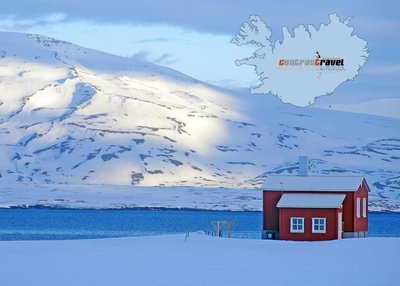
[298,156,308,176]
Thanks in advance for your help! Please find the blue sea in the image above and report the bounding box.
[0,209,398,241]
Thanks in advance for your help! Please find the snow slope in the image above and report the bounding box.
[0,31,399,210]
[0,183,262,211]
[0,234,398,286]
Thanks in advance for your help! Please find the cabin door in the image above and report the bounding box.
[338,212,343,239]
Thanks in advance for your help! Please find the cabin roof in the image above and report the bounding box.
[276,193,346,209]
[261,175,366,192]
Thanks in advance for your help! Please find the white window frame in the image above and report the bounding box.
[362,198,367,218]
[312,217,326,234]
[290,217,304,233]
[356,198,361,218]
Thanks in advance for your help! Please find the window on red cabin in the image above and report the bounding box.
[290,217,304,233]
[357,198,361,218]
[312,218,326,233]
[362,198,367,218]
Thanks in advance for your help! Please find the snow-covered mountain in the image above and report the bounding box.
[0,31,399,210]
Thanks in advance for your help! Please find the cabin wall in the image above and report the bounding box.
[342,192,354,232]
[262,191,281,231]
[279,208,339,241]
[354,182,368,232]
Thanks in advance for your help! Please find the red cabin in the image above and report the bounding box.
[262,158,370,241]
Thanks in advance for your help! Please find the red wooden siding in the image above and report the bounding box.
[354,181,368,232]
[341,182,368,233]
[262,191,281,231]
[341,192,354,232]
[279,208,340,241]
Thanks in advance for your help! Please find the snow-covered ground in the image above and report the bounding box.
[0,233,398,286]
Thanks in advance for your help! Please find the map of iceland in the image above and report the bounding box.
[232,14,368,106]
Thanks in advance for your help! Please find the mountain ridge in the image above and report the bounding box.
[0,31,399,210]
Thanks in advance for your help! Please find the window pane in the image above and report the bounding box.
[363,198,367,218]
[312,218,326,233]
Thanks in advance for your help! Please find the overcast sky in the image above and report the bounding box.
[0,0,399,105]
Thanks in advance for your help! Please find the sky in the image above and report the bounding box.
[0,0,399,111]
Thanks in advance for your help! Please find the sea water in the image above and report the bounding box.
[0,209,398,241]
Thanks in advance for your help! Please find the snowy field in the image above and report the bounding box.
[0,233,398,286]
[0,183,262,211]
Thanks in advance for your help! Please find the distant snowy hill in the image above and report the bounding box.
[0,31,399,210]
[314,93,400,119]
